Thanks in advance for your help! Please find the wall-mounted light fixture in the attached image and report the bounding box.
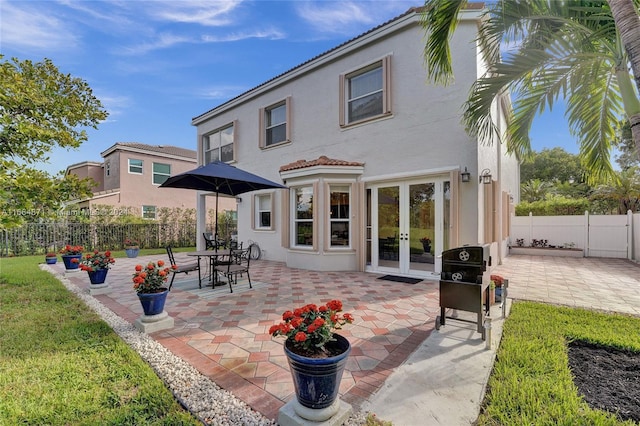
[236,196,242,203]
[479,168,492,184]
[461,167,471,183]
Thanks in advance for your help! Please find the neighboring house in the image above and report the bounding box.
[66,142,236,220]
[191,5,519,277]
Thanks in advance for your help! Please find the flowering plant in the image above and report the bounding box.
[490,274,505,287]
[132,260,177,294]
[124,238,139,248]
[420,237,431,244]
[269,300,354,357]
[45,252,57,258]
[79,250,115,272]
[59,245,84,255]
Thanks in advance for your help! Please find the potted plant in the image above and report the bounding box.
[59,245,84,271]
[491,274,505,303]
[132,260,177,316]
[79,250,115,284]
[124,238,140,258]
[269,300,353,420]
[45,252,58,264]
[420,237,432,253]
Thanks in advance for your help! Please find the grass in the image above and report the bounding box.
[477,301,640,425]
[0,254,200,425]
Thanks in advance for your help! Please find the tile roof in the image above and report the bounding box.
[106,142,196,159]
[279,156,364,172]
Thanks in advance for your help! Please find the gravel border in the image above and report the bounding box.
[43,265,368,426]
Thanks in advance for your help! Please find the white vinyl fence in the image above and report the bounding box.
[511,211,639,261]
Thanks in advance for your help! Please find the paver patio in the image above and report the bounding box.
[51,253,441,420]
[48,253,640,422]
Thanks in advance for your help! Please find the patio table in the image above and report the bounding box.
[187,250,230,287]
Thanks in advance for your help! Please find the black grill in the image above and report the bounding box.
[436,245,491,339]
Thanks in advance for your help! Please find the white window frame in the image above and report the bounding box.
[328,185,351,248]
[128,158,143,174]
[254,193,273,230]
[339,55,392,127]
[105,161,110,177]
[291,185,314,248]
[259,97,291,148]
[142,205,156,220]
[203,122,235,163]
[152,162,171,185]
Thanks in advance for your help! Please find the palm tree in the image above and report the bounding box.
[422,0,640,183]
[521,179,552,202]
[590,167,640,213]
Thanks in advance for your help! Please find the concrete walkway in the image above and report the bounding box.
[48,254,640,425]
[363,255,640,425]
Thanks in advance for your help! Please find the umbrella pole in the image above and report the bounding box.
[214,191,219,242]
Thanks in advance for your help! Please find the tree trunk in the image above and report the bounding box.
[609,0,640,161]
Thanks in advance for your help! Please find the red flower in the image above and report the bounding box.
[135,264,143,272]
[269,299,353,356]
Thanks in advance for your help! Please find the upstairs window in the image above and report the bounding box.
[152,162,170,185]
[260,97,291,148]
[129,159,143,174]
[204,123,235,163]
[340,56,391,126]
[105,161,110,177]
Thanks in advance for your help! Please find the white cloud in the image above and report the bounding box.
[146,0,243,26]
[0,2,78,51]
[201,27,286,43]
[295,0,414,35]
[199,85,250,100]
[118,33,195,55]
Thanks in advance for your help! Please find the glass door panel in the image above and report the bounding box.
[408,183,435,273]
[377,186,399,269]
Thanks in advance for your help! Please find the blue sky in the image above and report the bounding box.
[1,0,578,176]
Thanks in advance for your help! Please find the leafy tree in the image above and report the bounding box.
[520,148,585,183]
[421,0,640,183]
[613,119,639,170]
[0,55,108,227]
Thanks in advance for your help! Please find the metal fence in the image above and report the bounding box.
[0,221,236,257]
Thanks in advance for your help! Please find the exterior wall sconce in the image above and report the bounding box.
[479,168,492,184]
[236,196,242,203]
[461,167,471,183]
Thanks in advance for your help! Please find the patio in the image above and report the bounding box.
[50,253,441,420]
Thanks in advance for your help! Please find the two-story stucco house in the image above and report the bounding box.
[67,142,236,219]
[191,5,519,278]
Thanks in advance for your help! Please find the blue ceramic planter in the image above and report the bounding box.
[125,247,140,258]
[284,334,351,409]
[45,257,57,264]
[88,269,108,284]
[137,289,169,316]
[61,254,82,270]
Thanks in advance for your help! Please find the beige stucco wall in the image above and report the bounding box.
[193,9,519,269]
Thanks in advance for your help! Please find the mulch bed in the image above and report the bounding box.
[568,340,640,422]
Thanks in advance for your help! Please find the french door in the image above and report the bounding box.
[367,178,449,277]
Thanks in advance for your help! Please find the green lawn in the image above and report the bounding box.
[0,254,200,425]
[478,301,640,425]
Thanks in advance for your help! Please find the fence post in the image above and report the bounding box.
[628,210,633,261]
[584,210,589,257]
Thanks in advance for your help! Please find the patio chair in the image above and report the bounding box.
[203,232,222,250]
[166,246,202,290]
[214,247,252,293]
